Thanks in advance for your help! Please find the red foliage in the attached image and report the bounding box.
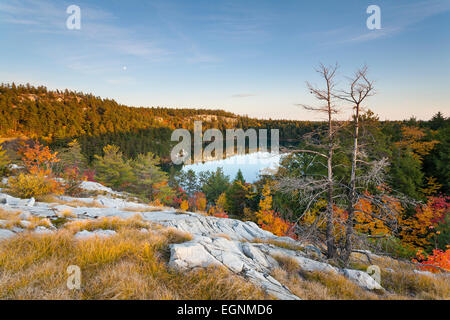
[427,196,450,224]
[213,211,229,219]
[413,248,450,273]
[82,169,96,182]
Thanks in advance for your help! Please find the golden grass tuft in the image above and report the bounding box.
[65,215,150,233]
[381,270,450,299]
[37,195,107,208]
[0,222,265,300]
[251,238,304,252]
[212,233,232,241]
[57,209,77,218]
[272,254,300,274]
[273,267,383,300]
[0,208,53,230]
[0,208,22,229]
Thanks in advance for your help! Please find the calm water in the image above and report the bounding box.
[182,152,285,183]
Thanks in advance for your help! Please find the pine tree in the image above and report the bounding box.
[235,169,245,184]
[130,152,168,200]
[199,168,230,204]
[94,145,134,190]
[55,139,87,174]
[179,169,199,197]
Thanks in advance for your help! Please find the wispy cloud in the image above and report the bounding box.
[348,0,450,43]
[310,0,450,45]
[0,0,170,61]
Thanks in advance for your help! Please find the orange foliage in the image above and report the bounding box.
[208,207,229,219]
[190,192,207,212]
[355,194,402,236]
[20,141,59,176]
[413,248,450,273]
[256,210,296,239]
[8,141,64,197]
[395,126,439,162]
[400,197,449,249]
[256,183,296,239]
[180,200,189,211]
[208,192,229,218]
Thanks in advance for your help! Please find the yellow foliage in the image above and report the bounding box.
[395,126,439,162]
[180,200,189,211]
[259,182,272,212]
[421,177,442,196]
[354,196,400,236]
[216,192,227,209]
[7,173,63,198]
[399,198,446,249]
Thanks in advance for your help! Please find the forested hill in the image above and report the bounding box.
[0,83,318,160]
[1,82,448,197]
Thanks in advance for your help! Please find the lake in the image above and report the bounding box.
[182,151,285,183]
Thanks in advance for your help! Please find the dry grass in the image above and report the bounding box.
[271,250,450,300]
[272,254,300,274]
[212,233,232,241]
[272,266,383,300]
[37,195,107,208]
[57,209,77,218]
[251,238,304,252]
[0,208,52,230]
[349,251,449,299]
[65,215,150,233]
[0,208,21,229]
[381,270,450,299]
[0,220,265,300]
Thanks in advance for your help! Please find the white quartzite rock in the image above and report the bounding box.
[74,229,117,239]
[0,229,14,240]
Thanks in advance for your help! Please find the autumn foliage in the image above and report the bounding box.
[208,192,229,218]
[354,194,403,236]
[395,126,439,162]
[7,142,63,198]
[256,183,296,239]
[20,141,59,176]
[400,196,450,249]
[413,248,450,273]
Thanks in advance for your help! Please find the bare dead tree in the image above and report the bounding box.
[280,63,341,259]
[279,64,416,266]
[335,65,376,263]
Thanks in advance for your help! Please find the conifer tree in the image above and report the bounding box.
[131,152,168,200]
[94,145,134,189]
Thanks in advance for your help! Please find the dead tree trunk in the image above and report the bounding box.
[299,63,340,259]
[337,65,374,265]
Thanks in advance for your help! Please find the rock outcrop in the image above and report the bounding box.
[0,188,385,299]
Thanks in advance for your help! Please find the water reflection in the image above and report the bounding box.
[182,151,285,183]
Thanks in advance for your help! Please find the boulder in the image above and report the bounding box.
[27,197,35,207]
[74,229,117,239]
[169,242,222,269]
[34,226,54,234]
[20,220,31,228]
[342,269,383,290]
[19,211,32,220]
[0,229,14,240]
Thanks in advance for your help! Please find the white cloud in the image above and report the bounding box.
[0,0,169,61]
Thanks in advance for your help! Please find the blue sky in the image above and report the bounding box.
[0,0,449,120]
